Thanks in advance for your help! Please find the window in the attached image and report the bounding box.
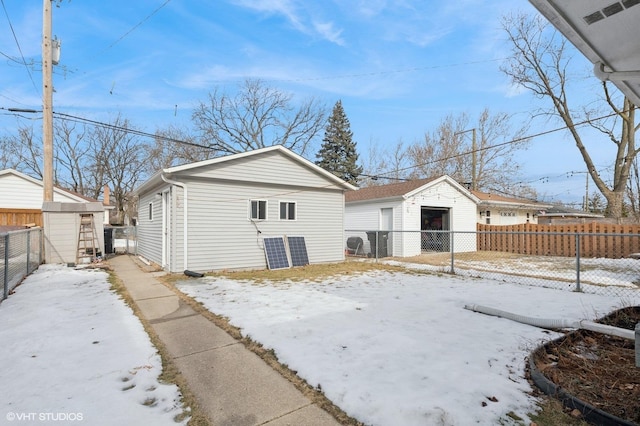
[148,202,153,221]
[250,200,267,220]
[279,201,296,220]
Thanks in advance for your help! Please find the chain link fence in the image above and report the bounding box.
[104,226,137,256]
[345,229,640,298]
[1,228,43,301]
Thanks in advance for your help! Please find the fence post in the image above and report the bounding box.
[38,228,43,265]
[636,322,640,368]
[26,229,31,275]
[3,233,9,300]
[575,234,581,292]
[450,230,455,274]
[636,323,640,368]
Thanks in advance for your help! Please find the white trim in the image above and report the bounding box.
[249,199,268,221]
[161,175,188,271]
[134,146,357,196]
[278,200,297,221]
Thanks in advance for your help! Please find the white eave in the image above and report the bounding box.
[134,145,357,195]
[529,0,640,106]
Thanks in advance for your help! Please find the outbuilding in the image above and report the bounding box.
[134,145,356,273]
[345,176,479,258]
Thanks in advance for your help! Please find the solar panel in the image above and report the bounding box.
[287,236,309,267]
[263,237,290,270]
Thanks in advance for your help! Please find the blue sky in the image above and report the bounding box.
[0,0,623,205]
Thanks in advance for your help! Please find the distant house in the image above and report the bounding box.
[0,169,107,265]
[536,205,605,225]
[133,145,356,273]
[0,169,109,226]
[471,190,552,225]
[345,176,478,258]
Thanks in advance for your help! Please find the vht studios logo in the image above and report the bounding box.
[6,412,84,422]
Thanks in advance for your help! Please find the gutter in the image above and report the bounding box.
[161,174,188,271]
[594,61,640,82]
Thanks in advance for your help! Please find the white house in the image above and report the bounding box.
[0,169,106,264]
[472,190,552,225]
[345,176,479,258]
[0,168,91,208]
[133,145,357,273]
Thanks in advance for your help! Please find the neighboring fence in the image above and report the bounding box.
[0,208,43,227]
[104,226,137,256]
[477,223,640,258]
[1,228,43,301]
[345,228,640,298]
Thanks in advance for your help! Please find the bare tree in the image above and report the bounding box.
[501,13,638,219]
[359,138,411,187]
[1,125,43,178]
[406,108,531,195]
[146,124,215,173]
[192,79,327,156]
[626,157,640,221]
[54,120,90,194]
[88,115,147,224]
[406,114,469,181]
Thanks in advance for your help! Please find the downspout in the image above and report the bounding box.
[464,304,635,341]
[594,61,640,82]
[161,174,188,271]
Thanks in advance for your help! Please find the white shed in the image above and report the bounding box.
[345,176,478,257]
[133,145,356,273]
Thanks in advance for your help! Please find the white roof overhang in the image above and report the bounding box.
[529,0,640,105]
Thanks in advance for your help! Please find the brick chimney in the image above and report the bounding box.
[103,185,110,206]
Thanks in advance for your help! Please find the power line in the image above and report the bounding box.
[0,0,39,95]
[52,111,213,150]
[372,108,638,180]
[95,0,172,57]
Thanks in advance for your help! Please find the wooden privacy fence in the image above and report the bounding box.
[0,209,43,227]
[477,222,640,258]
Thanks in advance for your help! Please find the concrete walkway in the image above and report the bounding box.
[108,254,341,426]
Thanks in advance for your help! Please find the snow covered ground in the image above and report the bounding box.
[176,267,640,426]
[0,265,187,425]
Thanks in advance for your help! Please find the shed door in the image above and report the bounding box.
[421,207,450,252]
[381,208,393,256]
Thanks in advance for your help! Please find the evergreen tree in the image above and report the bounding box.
[316,100,362,185]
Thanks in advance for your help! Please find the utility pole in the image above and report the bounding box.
[42,0,54,201]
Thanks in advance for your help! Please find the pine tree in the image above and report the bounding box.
[316,100,362,186]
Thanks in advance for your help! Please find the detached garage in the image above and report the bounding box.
[134,145,356,273]
[345,176,478,258]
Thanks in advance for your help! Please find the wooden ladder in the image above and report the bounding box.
[76,213,100,264]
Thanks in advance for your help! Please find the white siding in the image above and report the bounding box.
[170,186,185,272]
[345,199,403,256]
[136,149,349,273]
[346,179,478,257]
[43,211,104,265]
[0,173,85,209]
[481,208,538,225]
[180,179,345,272]
[137,188,166,266]
[186,150,344,190]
